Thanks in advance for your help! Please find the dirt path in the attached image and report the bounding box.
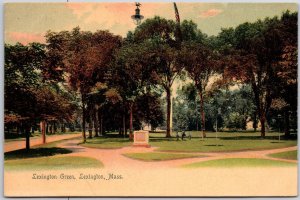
[4,138,298,197]
[4,133,81,153]
[56,138,297,169]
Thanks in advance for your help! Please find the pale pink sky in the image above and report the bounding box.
[5,3,298,45]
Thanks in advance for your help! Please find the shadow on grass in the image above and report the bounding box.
[98,133,130,138]
[84,137,131,144]
[220,136,296,141]
[149,138,176,142]
[204,144,224,147]
[4,147,72,160]
[270,142,285,144]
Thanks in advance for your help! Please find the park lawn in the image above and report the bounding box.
[150,131,289,139]
[268,150,298,160]
[80,137,131,149]
[123,152,205,161]
[183,158,297,168]
[5,156,103,171]
[150,138,297,153]
[4,147,73,160]
[4,136,83,160]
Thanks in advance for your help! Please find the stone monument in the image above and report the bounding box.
[133,130,150,147]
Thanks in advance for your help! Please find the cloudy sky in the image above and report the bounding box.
[5,2,298,44]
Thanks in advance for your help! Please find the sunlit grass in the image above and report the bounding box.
[150,138,296,153]
[77,131,297,152]
[80,137,131,149]
[149,131,291,139]
[5,156,103,171]
[149,131,296,153]
[268,150,297,160]
[183,158,297,168]
[123,152,204,161]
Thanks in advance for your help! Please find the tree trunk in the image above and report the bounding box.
[284,109,290,137]
[61,123,63,133]
[61,123,66,133]
[41,121,46,144]
[82,94,86,143]
[260,112,266,138]
[100,115,104,136]
[98,110,103,136]
[54,122,57,133]
[253,111,257,132]
[94,107,99,137]
[166,88,171,137]
[46,123,49,134]
[25,124,30,151]
[129,103,133,140]
[88,121,93,139]
[17,125,21,135]
[199,92,206,138]
[49,123,53,134]
[123,112,126,137]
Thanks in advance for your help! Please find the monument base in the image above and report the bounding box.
[132,144,151,148]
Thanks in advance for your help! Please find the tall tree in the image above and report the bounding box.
[217,11,297,137]
[45,27,122,142]
[5,43,44,150]
[112,40,155,138]
[132,16,185,137]
[179,41,219,138]
[5,42,75,149]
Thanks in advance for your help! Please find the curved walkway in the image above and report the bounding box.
[56,138,298,169]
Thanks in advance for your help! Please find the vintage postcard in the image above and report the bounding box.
[3,2,298,197]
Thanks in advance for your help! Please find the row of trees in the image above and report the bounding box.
[173,83,297,133]
[5,11,297,149]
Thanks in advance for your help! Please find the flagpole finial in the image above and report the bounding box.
[173,2,180,23]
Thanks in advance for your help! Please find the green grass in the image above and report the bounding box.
[4,147,72,160]
[4,156,103,171]
[78,131,296,152]
[4,136,82,160]
[123,152,204,161]
[80,136,131,149]
[149,131,297,153]
[268,150,298,160]
[149,131,294,140]
[151,138,296,153]
[183,158,297,168]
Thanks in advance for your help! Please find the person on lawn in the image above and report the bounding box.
[181,130,186,141]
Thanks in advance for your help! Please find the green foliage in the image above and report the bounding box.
[4,11,297,141]
[5,43,76,124]
[216,11,298,136]
[135,93,164,130]
[174,83,255,131]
